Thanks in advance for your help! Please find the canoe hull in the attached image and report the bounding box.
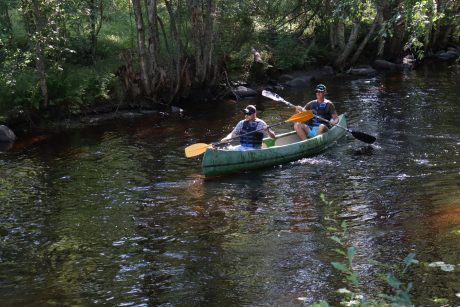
[202,115,347,177]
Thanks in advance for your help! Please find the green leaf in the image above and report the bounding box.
[347,272,360,286]
[310,301,330,307]
[332,262,351,274]
[347,246,356,265]
[403,252,418,272]
[335,248,347,257]
[341,220,348,233]
[385,273,402,290]
[330,236,343,245]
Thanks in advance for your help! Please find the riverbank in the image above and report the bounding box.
[1,51,458,150]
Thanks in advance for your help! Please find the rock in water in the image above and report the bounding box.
[0,125,16,143]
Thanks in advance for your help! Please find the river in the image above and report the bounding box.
[1,61,459,306]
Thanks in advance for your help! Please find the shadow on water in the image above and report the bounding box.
[1,64,459,305]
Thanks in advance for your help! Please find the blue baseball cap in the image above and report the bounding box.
[243,105,256,115]
[315,84,326,92]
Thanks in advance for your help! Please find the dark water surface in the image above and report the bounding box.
[1,63,459,306]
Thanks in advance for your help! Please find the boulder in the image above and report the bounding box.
[447,47,460,55]
[0,125,16,143]
[286,75,313,88]
[445,49,460,57]
[309,66,334,78]
[436,51,455,60]
[374,59,405,70]
[278,74,294,83]
[347,66,377,76]
[232,86,257,98]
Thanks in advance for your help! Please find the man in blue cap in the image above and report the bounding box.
[221,104,276,150]
[293,84,338,140]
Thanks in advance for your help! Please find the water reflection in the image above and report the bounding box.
[1,65,459,305]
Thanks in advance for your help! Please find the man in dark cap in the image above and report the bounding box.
[221,104,276,150]
[293,84,338,140]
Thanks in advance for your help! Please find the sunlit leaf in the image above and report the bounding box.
[332,262,351,274]
[347,246,356,265]
[335,248,347,257]
[403,252,418,272]
[385,273,401,289]
[330,236,343,245]
[347,272,359,286]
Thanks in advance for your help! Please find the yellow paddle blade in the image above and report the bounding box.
[285,110,314,122]
[185,143,211,158]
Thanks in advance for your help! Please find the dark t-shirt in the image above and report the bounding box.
[304,99,337,126]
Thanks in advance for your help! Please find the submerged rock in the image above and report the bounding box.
[353,145,374,156]
[347,66,377,76]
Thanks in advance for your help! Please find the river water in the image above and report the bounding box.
[1,62,459,306]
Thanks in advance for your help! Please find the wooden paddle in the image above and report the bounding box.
[262,90,377,144]
[184,111,314,158]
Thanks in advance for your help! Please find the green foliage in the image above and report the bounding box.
[258,30,314,70]
[45,64,116,112]
[312,195,419,306]
[2,0,459,118]
[310,301,330,307]
[404,0,432,59]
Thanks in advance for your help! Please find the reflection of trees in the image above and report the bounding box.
[0,132,151,304]
[137,174,336,305]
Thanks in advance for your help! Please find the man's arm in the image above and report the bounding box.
[266,127,276,139]
[328,102,339,125]
[221,121,242,142]
[330,113,339,125]
[295,100,314,113]
[258,120,276,139]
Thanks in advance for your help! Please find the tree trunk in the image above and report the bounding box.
[382,0,405,61]
[376,0,388,58]
[441,25,453,48]
[30,0,49,109]
[424,0,434,53]
[329,23,337,49]
[334,19,360,70]
[337,21,346,50]
[164,0,182,101]
[131,0,152,96]
[188,0,217,86]
[145,0,160,72]
[350,9,381,64]
[89,0,97,63]
[431,0,443,49]
[0,2,13,41]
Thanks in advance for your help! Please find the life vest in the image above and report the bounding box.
[310,100,332,126]
[239,120,264,147]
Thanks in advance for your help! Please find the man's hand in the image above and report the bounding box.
[295,106,305,113]
[265,127,276,139]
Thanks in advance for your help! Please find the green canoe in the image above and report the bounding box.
[202,114,347,177]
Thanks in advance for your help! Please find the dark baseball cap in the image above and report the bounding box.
[315,84,326,92]
[243,105,256,115]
